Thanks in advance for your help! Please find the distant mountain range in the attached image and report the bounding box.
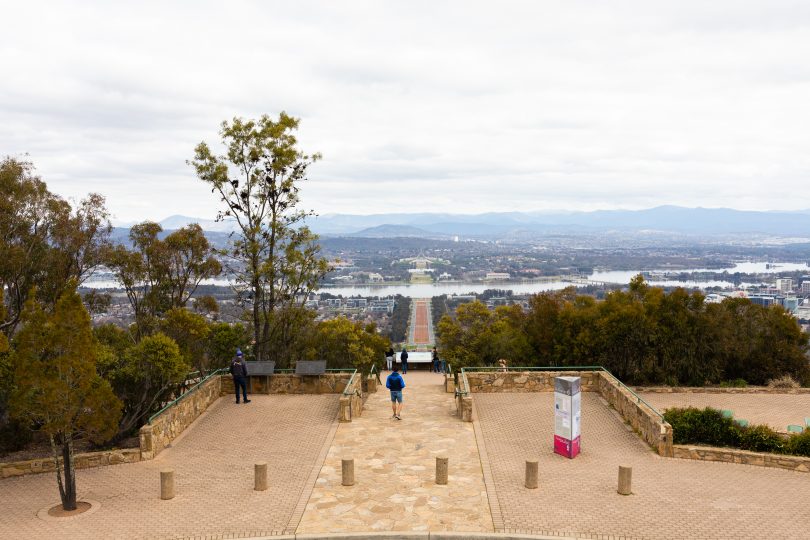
[112,207,810,241]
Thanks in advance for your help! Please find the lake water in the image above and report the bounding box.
[83,261,809,297]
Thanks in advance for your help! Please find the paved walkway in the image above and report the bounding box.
[409,298,435,346]
[638,391,810,431]
[297,371,493,534]
[0,394,339,540]
[474,392,810,539]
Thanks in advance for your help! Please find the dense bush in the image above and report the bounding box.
[738,425,785,453]
[665,406,810,457]
[785,430,810,457]
[664,407,741,447]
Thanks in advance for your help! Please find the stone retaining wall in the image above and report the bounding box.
[363,373,379,394]
[460,370,673,457]
[597,373,673,457]
[634,386,810,394]
[221,373,352,395]
[140,373,222,460]
[673,444,810,473]
[465,371,600,393]
[445,372,455,394]
[1,448,141,479]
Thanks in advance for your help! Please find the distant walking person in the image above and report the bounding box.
[400,346,409,374]
[432,346,440,373]
[230,349,251,404]
[385,346,395,371]
[386,365,406,420]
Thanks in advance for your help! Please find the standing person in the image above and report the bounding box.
[432,347,439,373]
[386,365,406,420]
[385,346,395,371]
[400,346,408,374]
[229,349,251,404]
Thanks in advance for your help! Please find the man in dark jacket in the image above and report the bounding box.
[229,349,251,404]
[400,346,408,374]
[385,365,406,420]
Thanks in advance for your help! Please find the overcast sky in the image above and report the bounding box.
[2,1,809,223]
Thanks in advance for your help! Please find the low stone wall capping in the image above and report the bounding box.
[1,448,141,479]
[674,444,810,473]
[140,372,222,460]
[634,386,810,394]
[460,370,673,457]
[221,372,352,395]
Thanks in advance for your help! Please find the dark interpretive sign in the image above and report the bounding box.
[246,361,275,376]
[295,360,327,376]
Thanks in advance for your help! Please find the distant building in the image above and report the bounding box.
[367,272,384,282]
[484,272,511,281]
[800,279,810,294]
[748,294,778,308]
[775,278,794,292]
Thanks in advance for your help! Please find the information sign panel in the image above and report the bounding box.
[553,376,581,458]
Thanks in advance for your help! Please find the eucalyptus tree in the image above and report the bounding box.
[0,157,110,336]
[105,222,221,338]
[189,113,330,362]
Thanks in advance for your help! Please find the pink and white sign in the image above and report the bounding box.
[553,376,581,458]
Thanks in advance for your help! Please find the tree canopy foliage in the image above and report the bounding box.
[104,222,221,338]
[438,278,810,386]
[309,317,389,374]
[0,157,110,336]
[189,113,330,362]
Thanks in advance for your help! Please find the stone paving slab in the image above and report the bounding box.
[0,394,340,540]
[638,391,810,431]
[296,371,493,534]
[474,392,810,539]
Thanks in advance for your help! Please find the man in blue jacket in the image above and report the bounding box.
[385,365,406,420]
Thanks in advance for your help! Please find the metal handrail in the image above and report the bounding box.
[342,369,360,396]
[149,368,227,424]
[457,365,666,422]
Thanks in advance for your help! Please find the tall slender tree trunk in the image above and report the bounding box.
[62,433,77,510]
[49,435,66,507]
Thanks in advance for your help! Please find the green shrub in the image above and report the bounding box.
[719,378,748,388]
[785,430,810,457]
[663,407,741,447]
[738,424,785,453]
[664,406,810,458]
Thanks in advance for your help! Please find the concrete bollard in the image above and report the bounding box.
[341,458,355,486]
[254,462,268,491]
[525,460,539,489]
[617,465,632,495]
[435,456,449,485]
[160,469,175,500]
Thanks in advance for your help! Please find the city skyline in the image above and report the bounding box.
[2,1,809,222]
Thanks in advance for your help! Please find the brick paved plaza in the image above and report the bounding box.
[638,391,810,432]
[0,394,339,539]
[2,376,810,539]
[474,392,810,539]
